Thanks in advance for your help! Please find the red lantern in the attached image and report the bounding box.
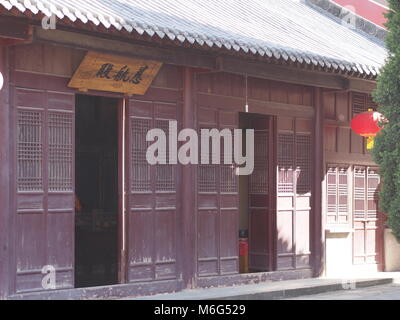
[351,109,384,150]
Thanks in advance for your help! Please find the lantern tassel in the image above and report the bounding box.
[367,136,375,150]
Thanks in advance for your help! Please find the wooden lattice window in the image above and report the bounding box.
[131,118,151,192]
[278,133,294,194]
[353,166,380,220]
[48,112,73,191]
[296,134,312,195]
[352,93,378,116]
[327,165,349,224]
[155,119,175,191]
[250,129,268,194]
[354,166,366,220]
[17,110,43,191]
[367,168,380,219]
[198,127,217,193]
[220,132,237,193]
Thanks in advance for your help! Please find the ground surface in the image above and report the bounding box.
[286,283,400,300]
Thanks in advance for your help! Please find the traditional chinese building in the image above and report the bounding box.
[0,0,388,299]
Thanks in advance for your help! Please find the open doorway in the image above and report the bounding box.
[75,95,119,288]
[239,113,274,273]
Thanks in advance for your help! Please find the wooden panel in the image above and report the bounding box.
[337,127,350,153]
[276,118,312,271]
[326,166,350,225]
[14,43,85,77]
[125,72,182,283]
[270,81,288,104]
[335,92,349,122]
[196,75,239,276]
[248,77,270,101]
[324,126,336,152]
[287,84,303,105]
[351,130,365,154]
[352,166,383,270]
[68,51,162,95]
[13,84,74,293]
[324,92,336,120]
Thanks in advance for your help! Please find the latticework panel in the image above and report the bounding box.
[296,134,312,195]
[327,166,349,223]
[155,119,175,191]
[131,118,152,192]
[198,127,217,193]
[354,166,366,220]
[352,93,377,116]
[352,93,368,115]
[367,168,380,219]
[338,168,349,215]
[278,133,294,194]
[249,130,268,194]
[48,112,73,191]
[17,110,43,191]
[220,164,237,193]
[220,131,237,193]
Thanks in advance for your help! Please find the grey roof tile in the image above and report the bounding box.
[0,0,388,78]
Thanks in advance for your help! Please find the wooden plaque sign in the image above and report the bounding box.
[68,51,162,95]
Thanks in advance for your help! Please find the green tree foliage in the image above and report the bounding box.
[372,0,400,241]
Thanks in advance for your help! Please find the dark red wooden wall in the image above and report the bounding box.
[195,72,315,277]
[1,41,327,297]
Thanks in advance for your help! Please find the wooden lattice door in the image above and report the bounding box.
[197,108,239,276]
[248,116,274,272]
[14,87,75,293]
[124,98,180,283]
[276,118,312,270]
[353,166,384,270]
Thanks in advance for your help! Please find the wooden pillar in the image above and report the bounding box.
[182,67,196,288]
[313,87,324,276]
[0,45,10,299]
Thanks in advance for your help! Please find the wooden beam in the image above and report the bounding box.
[0,19,30,40]
[325,151,376,166]
[218,57,349,90]
[347,78,377,93]
[249,99,314,118]
[33,27,216,70]
[33,26,376,93]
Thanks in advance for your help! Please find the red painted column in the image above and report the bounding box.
[182,67,196,288]
[0,45,10,299]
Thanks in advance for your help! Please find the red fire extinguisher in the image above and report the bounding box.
[239,230,249,273]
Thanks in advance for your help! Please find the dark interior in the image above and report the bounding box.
[239,112,272,274]
[75,95,119,288]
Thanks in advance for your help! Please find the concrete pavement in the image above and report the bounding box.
[286,283,400,300]
[125,272,400,300]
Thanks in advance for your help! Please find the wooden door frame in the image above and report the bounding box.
[73,91,126,285]
[240,112,277,273]
[269,116,278,271]
[118,97,126,284]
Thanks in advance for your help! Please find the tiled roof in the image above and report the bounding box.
[0,0,388,78]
